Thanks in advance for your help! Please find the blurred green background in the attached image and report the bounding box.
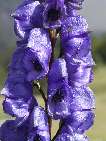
[0,0,106,141]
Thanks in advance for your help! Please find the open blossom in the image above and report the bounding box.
[0,0,95,141]
[23,28,52,81]
[0,107,50,141]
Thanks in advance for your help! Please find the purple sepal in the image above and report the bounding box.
[1,81,33,100]
[48,58,68,92]
[12,0,43,39]
[69,86,95,111]
[66,61,94,87]
[3,97,37,126]
[64,110,95,134]
[61,16,88,41]
[0,120,28,141]
[55,109,94,140]
[64,44,95,87]
[14,19,31,40]
[28,106,50,141]
[1,48,33,99]
[8,47,26,70]
[23,28,51,81]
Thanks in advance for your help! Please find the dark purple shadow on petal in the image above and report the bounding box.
[0,120,28,141]
[43,0,66,29]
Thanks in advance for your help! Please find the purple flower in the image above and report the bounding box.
[63,110,95,134]
[48,84,95,119]
[28,106,50,141]
[60,16,95,87]
[12,0,84,35]
[1,48,33,99]
[23,28,52,81]
[55,110,94,141]
[12,0,43,39]
[3,98,37,118]
[0,107,50,141]
[47,59,95,119]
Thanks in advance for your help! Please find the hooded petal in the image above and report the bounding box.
[55,110,94,141]
[61,17,95,87]
[28,106,50,141]
[64,110,95,134]
[0,120,28,141]
[61,16,88,41]
[23,28,52,81]
[65,52,94,87]
[69,86,95,111]
[0,48,34,99]
[3,97,37,126]
[9,47,26,70]
[48,85,95,120]
[12,0,43,39]
[1,81,33,99]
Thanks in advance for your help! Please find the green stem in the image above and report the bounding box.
[48,29,57,139]
[33,81,47,104]
[49,29,57,68]
[52,121,64,141]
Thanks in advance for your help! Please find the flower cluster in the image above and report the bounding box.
[0,0,95,141]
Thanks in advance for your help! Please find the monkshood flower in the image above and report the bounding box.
[1,47,38,126]
[23,28,52,81]
[11,0,85,39]
[0,107,50,141]
[12,0,44,39]
[28,106,50,141]
[47,58,95,119]
[55,110,94,141]
[60,16,95,87]
[3,97,37,126]
[1,48,33,99]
